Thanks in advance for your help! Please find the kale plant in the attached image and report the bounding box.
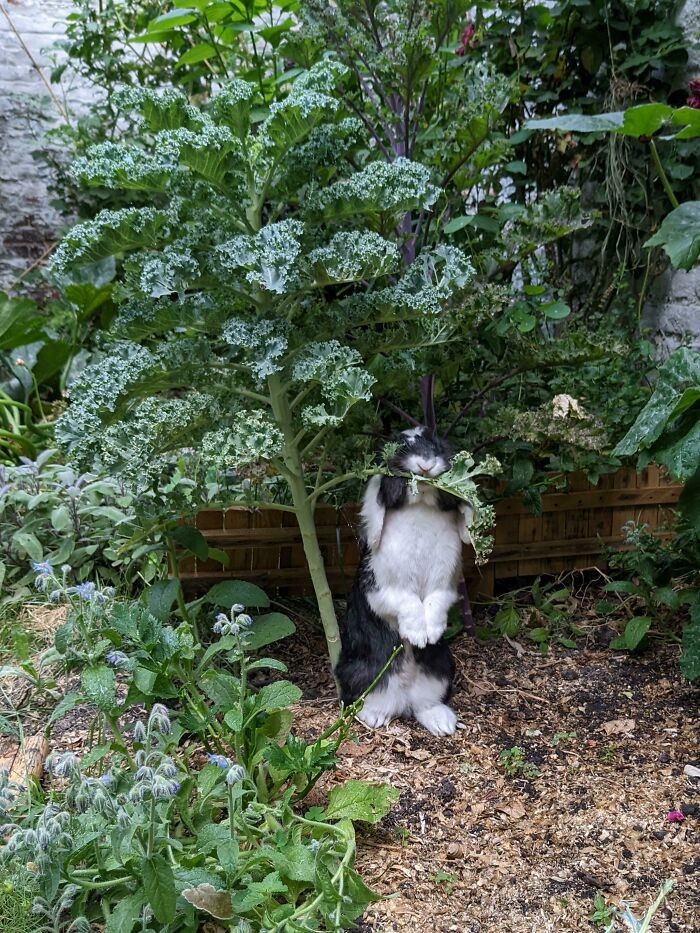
[50,61,487,667]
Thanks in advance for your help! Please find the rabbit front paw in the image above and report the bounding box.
[424,594,451,643]
[398,609,428,648]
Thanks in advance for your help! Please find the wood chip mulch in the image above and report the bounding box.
[274,610,700,933]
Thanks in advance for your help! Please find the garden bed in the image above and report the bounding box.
[181,467,682,598]
[3,595,697,933]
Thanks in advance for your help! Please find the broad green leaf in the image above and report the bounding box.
[81,665,117,711]
[245,612,296,650]
[149,9,198,30]
[247,657,288,673]
[231,871,288,913]
[620,103,674,137]
[254,680,302,712]
[613,347,700,473]
[171,525,209,560]
[48,691,80,727]
[524,113,623,133]
[143,854,177,924]
[79,743,112,770]
[195,823,231,854]
[610,617,651,651]
[224,706,243,732]
[672,106,700,139]
[678,466,700,533]
[653,418,700,480]
[11,531,43,561]
[104,892,147,933]
[201,670,240,709]
[0,292,45,348]
[147,578,180,621]
[322,779,399,823]
[542,300,570,320]
[645,202,700,271]
[80,664,116,712]
[205,580,270,609]
[133,666,158,696]
[178,43,216,65]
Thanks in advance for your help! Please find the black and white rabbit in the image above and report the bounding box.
[335,427,473,736]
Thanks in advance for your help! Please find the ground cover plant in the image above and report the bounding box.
[0,565,399,931]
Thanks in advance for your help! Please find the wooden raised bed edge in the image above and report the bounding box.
[178,466,681,599]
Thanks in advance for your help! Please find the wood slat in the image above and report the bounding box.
[179,470,683,597]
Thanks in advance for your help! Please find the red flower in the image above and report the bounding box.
[666,810,685,823]
[686,78,700,108]
[456,22,475,57]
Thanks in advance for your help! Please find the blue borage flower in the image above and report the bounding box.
[31,560,52,576]
[105,650,130,668]
[208,754,231,769]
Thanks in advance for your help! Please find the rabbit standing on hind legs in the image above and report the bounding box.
[335,427,473,737]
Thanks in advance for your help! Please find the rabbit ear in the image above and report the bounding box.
[457,502,475,545]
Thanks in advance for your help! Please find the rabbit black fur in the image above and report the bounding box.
[335,427,473,736]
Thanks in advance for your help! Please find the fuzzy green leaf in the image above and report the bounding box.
[322,779,399,823]
[81,665,117,712]
[143,855,177,924]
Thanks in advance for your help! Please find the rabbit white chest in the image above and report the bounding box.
[373,491,462,597]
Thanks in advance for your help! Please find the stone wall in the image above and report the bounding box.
[642,0,700,353]
[0,0,76,289]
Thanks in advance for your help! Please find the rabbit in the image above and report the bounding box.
[335,426,474,736]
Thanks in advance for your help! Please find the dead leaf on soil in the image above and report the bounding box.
[601,718,636,736]
[495,800,527,820]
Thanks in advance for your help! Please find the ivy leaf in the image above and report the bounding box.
[645,202,700,271]
[322,780,399,823]
[609,617,652,651]
[81,665,116,712]
[143,854,177,924]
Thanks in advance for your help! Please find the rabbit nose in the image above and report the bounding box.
[416,458,435,474]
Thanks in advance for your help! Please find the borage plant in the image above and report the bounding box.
[1,583,401,931]
[50,60,494,668]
